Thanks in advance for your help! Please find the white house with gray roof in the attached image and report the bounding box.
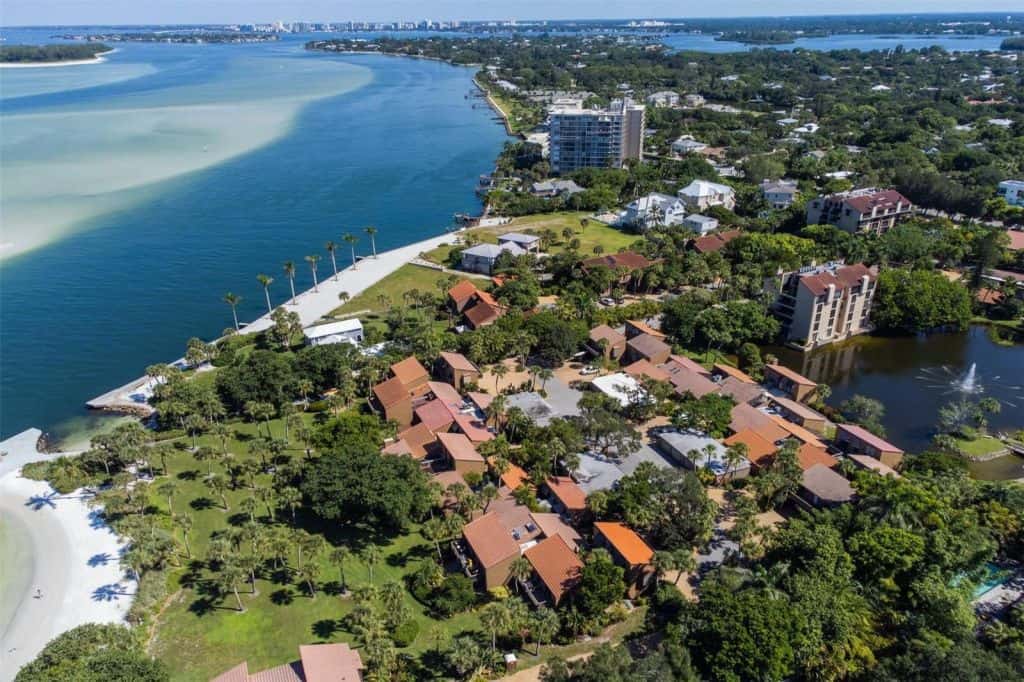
[624,192,688,230]
[678,180,736,211]
[460,242,526,274]
[682,214,719,235]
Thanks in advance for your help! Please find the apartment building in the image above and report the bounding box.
[768,262,878,350]
[549,98,645,173]
[806,188,913,234]
[998,179,1024,207]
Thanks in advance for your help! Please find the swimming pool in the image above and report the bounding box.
[972,563,1012,600]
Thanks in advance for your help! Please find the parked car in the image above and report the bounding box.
[580,365,600,375]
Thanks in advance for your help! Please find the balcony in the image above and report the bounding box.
[450,540,479,579]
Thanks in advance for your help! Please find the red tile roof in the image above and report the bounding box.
[464,300,502,328]
[668,354,711,376]
[730,403,789,442]
[589,324,626,347]
[766,363,816,387]
[396,422,437,458]
[837,423,904,454]
[498,462,530,490]
[798,263,875,297]
[582,251,655,272]
[842,189,911,215]
[625,319,666,339]
[468,391,494,412]
[448,279,480,310]
[391,356,430,388]
[626,333,671,360]
[693,229,741,253]
[770,415,827,448]
[438,432,484,463]
[299,643,364,682]
[716,376,764,405]
[414,400,457,432]
[524,535,583,604]
[594,521,654,566]
[796,443,838,471]
[463,512,520,568]
[712,362,755,383]
[529,512,582,552]
[546,476,588,511]
[623,359,671,382]
[453,412,494,442]
[665,364,719,398]
[372,376,409,408]
[724,429,778,468]
[440,351,479,373]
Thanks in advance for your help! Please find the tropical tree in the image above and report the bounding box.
[325,241,339,279]
[205,473,230,511]
[531,607,560,656]
[256,274,274,313]
[305,254,321,293]
[479,602,509,652]
[364,225,378,258]
[278,485,302,523]
[422,517,448,560]
[492,363,509,392]
[344,233,359,269]
[156,480,178,516]
[361,544,383,583]
[173,513,194,559]
[298,562,321,598]
[508,556,533,593]
[283,261,297,304]
[331,546,351,593]
[223,292,242,331]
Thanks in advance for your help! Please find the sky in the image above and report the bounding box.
[2,1,1022,27]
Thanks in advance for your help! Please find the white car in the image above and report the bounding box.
[580,365,600,375]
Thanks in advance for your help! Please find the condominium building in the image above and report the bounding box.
[806,188,913,234]
[767,262,878,350]
[998,180,1024,207]
[549,98,645,174]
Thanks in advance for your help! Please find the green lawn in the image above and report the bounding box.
[421,212,639,266]
[481,85,541,135]
[327,264,455,318]
[954,435,1008,458]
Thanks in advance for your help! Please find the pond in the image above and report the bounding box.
[769,327,1024,479]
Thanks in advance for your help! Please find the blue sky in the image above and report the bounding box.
[2,1,1021,26]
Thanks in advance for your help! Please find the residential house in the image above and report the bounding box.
[581,251,657,291]
[522,535,583,607]
[799,464,856,509]
[437,432,487,476]
[998,180,1024,207]
[760,179,799,209]
[381,422,437,460]
[437,351,482,390]
[729,403,790,443]
[724,429,778,469]
[692,229,741,254]
[624,193,688,230]
[835,424,905,468]
[770,415,828,449]
[591,372,646,408]
[212,643,364,682]
[716,376,765,405]
[625,333,672,365]
[646,90,680,107]
[372,377,415,427]
[498,232,542,253]
[711,363,755,383]
[671,136,708,155]
[661,361,719,398]
[531,179,585,198]
[543,476,588,523]
[529,512,583,552]
[302,319,364,347]
[624,319,665,340]
[677,180,736,211]
[683,214,719,235]
[448,279,483,313]
[847,454,902,478]
[767,262,878,350]
[683,93,705,108]
[460,242,526,275]
[549,98,646,173]
[763,364,818,402]
[806,188,913,234]
[623,359,671,383]
[768,395,828,436]
[656,430,751,481]
[587,324,627,360]
[593,521,655,597]
[458,512,521,589]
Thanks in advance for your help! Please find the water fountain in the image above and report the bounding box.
[955,362,980,394]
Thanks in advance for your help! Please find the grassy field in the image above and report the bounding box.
[421,212,639,266]
[955,435,1008,458]
[328,263,456,318]
[481,84,541,135]
[145,414,646,680]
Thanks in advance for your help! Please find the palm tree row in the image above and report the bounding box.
[224,227,379,322]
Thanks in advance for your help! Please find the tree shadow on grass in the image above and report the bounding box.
[270,588,295,606]
[386,543,431,569]
[189,496,216,511]
[312,618,341,640]
[177,469,200,482]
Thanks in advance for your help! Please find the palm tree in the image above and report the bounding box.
[364,225,378,258]
[343,233,359,269]
[256,274,274,313]
[330,546,351,593]
[492,363,509,392]
[422,517,448,560]
[338,291,350,306]
[223,292,242,330]
[217,560,247,612]
[361,544,383,583]
[205,473,230,511]
[325,241,339,279]
[173,513,193,559]
[479,602,508,652]
[527,365,542,391]
[508,556,533,594]
[485,394,507,430]
[305,254,321,293]
[298,562,321,598]
[209,421,230,457]
[531,607,560,656]
[278,485,302,523]
[283,261,297,304]
[538,367,554,391]
[157,480,178,516]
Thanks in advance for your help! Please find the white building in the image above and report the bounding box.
[460,242,526,274]
[998,180,1024,207]
[591,372,646,408]
[683,214,719,235]
[646,90,680,107]
[677,179,736,211]
[671,136,708,156]
[683,93,705,108]
[656,430,750,481]
[624,193,688,230]
[761,179,799,209]
[548,98,646,173]
[303,318,364,347]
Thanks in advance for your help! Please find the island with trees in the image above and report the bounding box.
[0,43,112,64]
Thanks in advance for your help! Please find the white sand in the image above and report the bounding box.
[0,431,134,681]
[0,56,108,69]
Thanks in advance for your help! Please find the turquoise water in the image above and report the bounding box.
[0,30,510,440]
[972,563,1011,599]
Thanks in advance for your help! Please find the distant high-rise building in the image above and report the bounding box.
[548,99,645,174]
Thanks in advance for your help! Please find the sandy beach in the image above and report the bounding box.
[0,50,115,69]
[0,431,135,681]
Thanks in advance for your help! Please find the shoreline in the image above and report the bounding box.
[0,49,116,69]
[0,431,134,681]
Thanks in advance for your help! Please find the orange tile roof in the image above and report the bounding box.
[299,643,364,682]
[381,439,413,457]
[594,521,654,566]
[730,403,790,442]
[476,289,501,308]
[438,432,484,463]
[396,422,436,458]
[623,359,671,382]
[372,376,408,408]
[414,400,457,432]
[546,476,587,511]
[667,354,710,376]
[524,535,583,605]
[626,319,666,339]
[724,429,778,468]
[464,300,502,328]
[468,391,494,411]
[440,351,480,373]
[448,279,479,308]
[589,324,626,347]
[454,412,494,442]
[463,512,520,568]
[796,443,838,471]
[712,363,756,383]
[766,363,816,387]
[391,356,430,388]
[497,462,530,490]
[769,415,827,448]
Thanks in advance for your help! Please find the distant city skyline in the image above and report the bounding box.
[3,1,1022,27]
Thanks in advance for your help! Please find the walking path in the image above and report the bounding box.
[86,230,463,413]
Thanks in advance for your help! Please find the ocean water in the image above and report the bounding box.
[0,31,510,440]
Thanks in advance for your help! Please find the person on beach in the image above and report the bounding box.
[34,588,43,599]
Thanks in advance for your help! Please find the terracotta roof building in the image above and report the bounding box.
[529,512,582,552]
[807,188,913,234]
[768,395,828,435]
[212,643,364,682]
[448,279,482,312]
[835,423,904,468]
[588,324,627,360]
[692,229,740,253]
[624,319,666,340]
[371,376,415,428]
[460,512,521,589]
[593,521,656,597]
[767,263,878,350]
[523,535,583,606]
[711,363,755,383]
[544,476,588,520]
[391,356,430,394]
[724,429,778,469]
[799,464,856,508]
[764,364,818,402]
[663,362,719,398]
[438,432,487,476]
[625,333,672,365]
[437,351,481,390]
[581,251,655,273]
[623,359,671,383]
[730,403,789,443]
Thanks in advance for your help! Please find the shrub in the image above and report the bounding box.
[393,620,420,647]
[127,569,169,626]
